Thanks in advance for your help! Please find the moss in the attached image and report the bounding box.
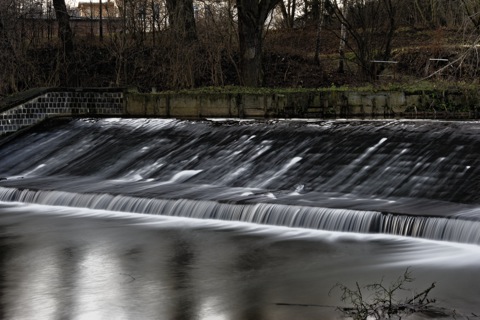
[112,76,480,97]
[149,85,376,96]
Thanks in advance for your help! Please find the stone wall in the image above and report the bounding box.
[0,89,124,136]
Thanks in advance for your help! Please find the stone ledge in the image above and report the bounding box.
[0,88,124,136]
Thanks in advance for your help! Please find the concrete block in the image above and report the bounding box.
[198,95,232,117]
[347,92,363,107]
[169,95,199,118]
[243,94,265,118]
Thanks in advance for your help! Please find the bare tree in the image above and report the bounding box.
[0,0,45,93]
[279,0,297,28]
[166,0,197,41]
[338,0,348,73]
[461,0,480,29]
[398,0,462,28]
[0,13,17,94]
[236,0,282,87]
[52,0,74,86]
[331,0,397,80]
[194,1,241,86]
[313,0,324,64]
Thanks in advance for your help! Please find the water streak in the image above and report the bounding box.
[0,119,479,245]
[1,186,480,244]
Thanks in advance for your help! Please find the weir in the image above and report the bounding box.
[1,187,480,244]
[0,118,479,245]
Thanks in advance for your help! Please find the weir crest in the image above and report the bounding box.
[0,118,479,245]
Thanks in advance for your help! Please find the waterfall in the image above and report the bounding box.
[0,118,479,245]
[1,186,480,244]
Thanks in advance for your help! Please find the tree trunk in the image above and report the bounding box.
[236,0,281,87]
[0,19,17,93]
[313,0,324,65]
[290,0,296,28]
[312,0,320,22]
[338,0,348,73]
[52,0,74,86]
[165,0,197,42]
[279,2,291,28]
[0,19,13,53]
[382,0,396,61]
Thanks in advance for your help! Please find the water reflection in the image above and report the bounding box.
[55,247,79,320]
[169,237,197,320]
[233,246,269,320]
[0,232,12,320]
[0,203,479,320]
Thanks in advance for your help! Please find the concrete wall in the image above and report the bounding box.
[1,87,478,137]
[124,93,241,118]
[124,90,479,119]
[0,89,123,136]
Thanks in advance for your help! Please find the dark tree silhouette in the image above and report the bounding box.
[236,0,281,87]
[52,0,74,86]
[165,0,197,42]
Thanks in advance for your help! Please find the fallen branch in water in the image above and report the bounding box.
[329,268,463,320]
[276,269,479,319]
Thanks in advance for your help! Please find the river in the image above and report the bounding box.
[0,118,479,319]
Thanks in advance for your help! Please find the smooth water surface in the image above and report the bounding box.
[0,203,479,320]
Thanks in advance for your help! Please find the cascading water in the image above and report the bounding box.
[1,187,480,244]
[0,118,479,244]
[1,118,480,320]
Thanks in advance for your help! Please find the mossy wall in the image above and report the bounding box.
[2,87,479,138]
[125,89,480,119]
